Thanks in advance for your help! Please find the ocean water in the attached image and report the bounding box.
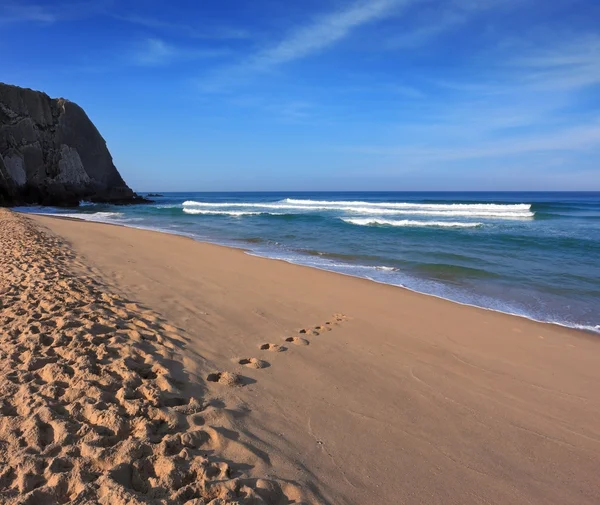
[16,192,600,332]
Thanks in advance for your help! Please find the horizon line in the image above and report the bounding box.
[136,189,600,193]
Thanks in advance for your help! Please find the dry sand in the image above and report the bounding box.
[2,209,600,504]
[0,210,308,505]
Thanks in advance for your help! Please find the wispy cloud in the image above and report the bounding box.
[347,121,600,162]
[130,37,227,67]
[327,21,600,179]
[434,34,600,96]
[385,0,521,49]
[0,2,57,23]
[0,0,110,24]
[113,14,251,40]
[272,101,314,121]
[511,35,600,91]
[198,0,408,90]
[247,0,405,70]
[387,10,465,48]
[132,38,175,66]
[228,94,317,122]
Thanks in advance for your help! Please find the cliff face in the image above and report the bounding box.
[0,82,143,206]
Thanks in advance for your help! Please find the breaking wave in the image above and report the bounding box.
[30,211,125,223]
[282,198,531,211]
[183,198,535,219]
[182,199,533,219]
[182,208,263,216]
[341,218,483,228]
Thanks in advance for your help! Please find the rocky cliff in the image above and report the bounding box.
[0,82,144,206]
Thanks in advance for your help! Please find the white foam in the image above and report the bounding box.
[35,211,124,222]
[181,200,533,219]
[342,218,483,228]
[282,198,531,212]
[183,200,248,207]
[344,207,533,218]
[183,208,262,216]
[567,323,600,333]
[183,200,308,209]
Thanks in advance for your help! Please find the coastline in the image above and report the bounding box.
[21,211,600,505]
[25,210,599,335]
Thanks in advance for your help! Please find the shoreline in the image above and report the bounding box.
[24,210,599,335]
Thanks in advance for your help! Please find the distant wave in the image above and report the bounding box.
[182,208,263,216]
[182,200,340,210]
[182,200,533,219]
[183,199,531,211]
[342,218,483,228]
[183,201,261,208]
[283,198,531,211]
[344,208,532,218]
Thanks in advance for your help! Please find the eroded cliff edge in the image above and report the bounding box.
[0,82,144,206]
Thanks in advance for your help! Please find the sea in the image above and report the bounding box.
[16,191,600,333]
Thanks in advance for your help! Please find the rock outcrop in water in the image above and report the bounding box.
[0,82,144,207]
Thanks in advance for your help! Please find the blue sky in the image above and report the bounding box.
[2,0,599,191]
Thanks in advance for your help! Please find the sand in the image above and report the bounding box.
[0,210,308,505]
[2,209,600,504]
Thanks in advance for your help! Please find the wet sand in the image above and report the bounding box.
[2,209,599,504]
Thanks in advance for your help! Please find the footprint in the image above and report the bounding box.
[285,337,309,346]
[206,371,242,386]
[299,328,321,336]
[327,313,350,325]
[237,358,269,369]
[299,325,331,335]
[259,343,286,352]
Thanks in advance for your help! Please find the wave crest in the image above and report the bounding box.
[183,208,263,216]
[341,218,482,228]
[283,198,531,212]
[182,199,533,219]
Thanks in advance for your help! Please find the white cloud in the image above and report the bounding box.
[247,0,406,70]
[385,0,524,49]
[132,38,174,66]
[512,35,600,91]
[198,0,408,90]
[434,34,600,94]
[0,0,110,24]
[347,122,600,162]
[386,10,465,48]
[113,14,251,40]
[0,3,57,23]
[131,38,227,67]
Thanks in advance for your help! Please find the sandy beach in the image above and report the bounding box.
[2,209,600,505]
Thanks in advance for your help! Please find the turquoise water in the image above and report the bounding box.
[17,192,600,332]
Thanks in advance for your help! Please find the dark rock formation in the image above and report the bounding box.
[0,82,145,207]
